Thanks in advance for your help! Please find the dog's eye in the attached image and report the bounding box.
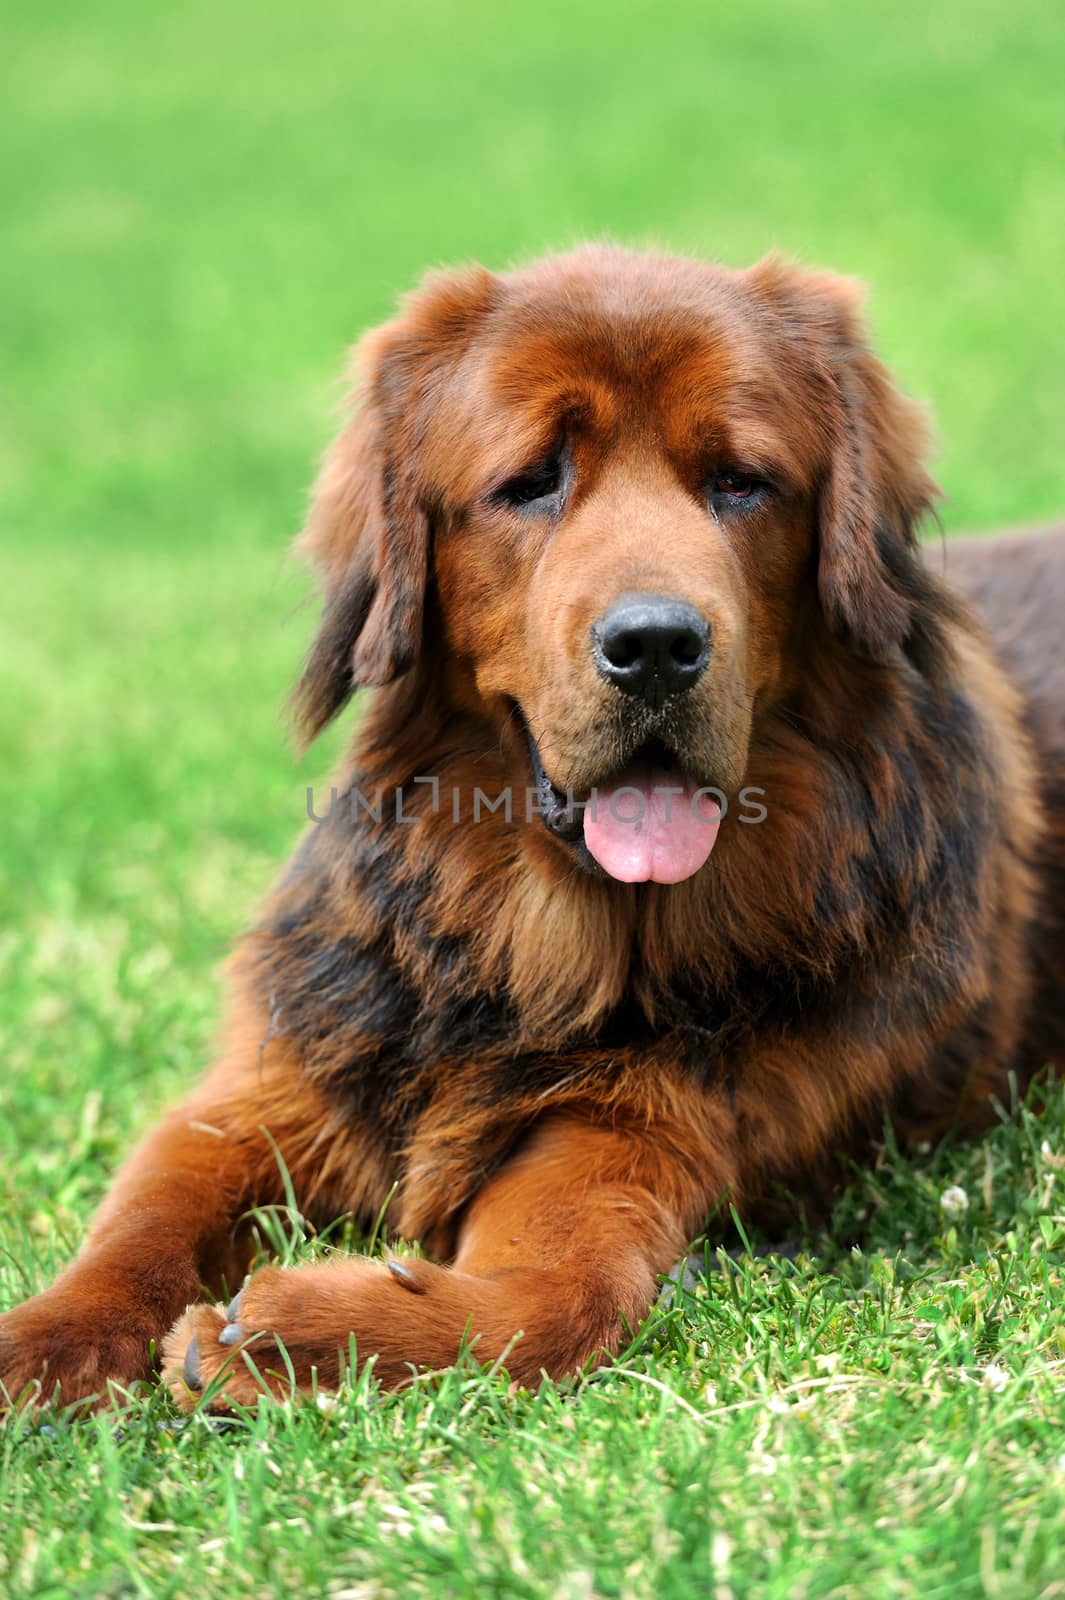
[710,470,763,502]
[706,469,771,516]
[494,452,564,511]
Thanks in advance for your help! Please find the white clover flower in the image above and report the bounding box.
[982,1363,1009,1393]
[1040,1141,1065,1176]
[940,1185,969,1219]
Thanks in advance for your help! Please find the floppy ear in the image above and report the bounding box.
[816,274,940,660]
[752,262,940,662]
[292,266,498,742]
[292,322,427,743]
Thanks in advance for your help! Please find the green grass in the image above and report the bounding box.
[2,0,1064,1594]
[3,1104,1065,1597]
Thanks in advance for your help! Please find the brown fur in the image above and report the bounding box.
[2,247,1063,1412]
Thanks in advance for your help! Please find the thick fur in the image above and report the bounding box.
[2,248,1063,1412]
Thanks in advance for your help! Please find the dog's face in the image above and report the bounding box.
[296,248,936,884]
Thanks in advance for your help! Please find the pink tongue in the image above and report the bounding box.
[583,768,721,884]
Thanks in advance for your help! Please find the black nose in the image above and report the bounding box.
[592,593,711,703]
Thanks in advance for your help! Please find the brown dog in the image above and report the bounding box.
[2,247,1063,1411]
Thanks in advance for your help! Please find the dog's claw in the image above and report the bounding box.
[218,1322,245,1347]
[226,1289,244,1323]
[183,1336,203,1391]
[387,1257,427,1294]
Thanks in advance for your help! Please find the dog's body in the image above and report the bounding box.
[2,248,1063,1409]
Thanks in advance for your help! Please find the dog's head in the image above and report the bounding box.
[295,247,938,884]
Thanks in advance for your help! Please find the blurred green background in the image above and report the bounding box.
[2,0,1064,1261]
[5,0,1065,563]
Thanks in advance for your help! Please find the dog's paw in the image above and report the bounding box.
[0,1291,156,1412]
[160,1258,447,1412]
[161,1302,249,1411]
[160,1266,349,1411]
[161,1296,307,1413]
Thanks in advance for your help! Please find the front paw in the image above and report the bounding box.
[0,1289,157,1411]
[161,1258,435,1412]
[160,1299,273,1412]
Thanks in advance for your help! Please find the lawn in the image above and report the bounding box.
[2,0,1064,1594]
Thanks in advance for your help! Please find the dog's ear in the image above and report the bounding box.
[293,266,499,742]
[814,272,940,661]
[751,261,940,662]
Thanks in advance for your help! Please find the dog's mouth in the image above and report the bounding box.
[523,722,722,886]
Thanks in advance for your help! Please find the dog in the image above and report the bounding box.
[2,246,1063,1411]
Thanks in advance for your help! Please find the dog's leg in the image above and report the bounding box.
[0,1033,358,1409]
[163,1111,724,1408]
